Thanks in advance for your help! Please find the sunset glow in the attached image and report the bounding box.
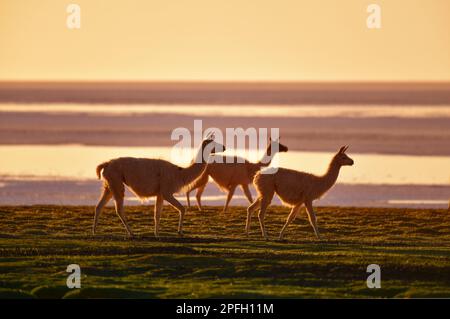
[1,0,450,81]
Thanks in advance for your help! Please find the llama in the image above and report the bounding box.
[93,135,225,238]
[246,146,354,240]
[186,139,288,213]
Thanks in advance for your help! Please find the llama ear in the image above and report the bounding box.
[339,146,346,153]
[205,131,215,140]
[343,145,349,153]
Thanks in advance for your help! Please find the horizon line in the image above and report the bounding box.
[1,79,450,84]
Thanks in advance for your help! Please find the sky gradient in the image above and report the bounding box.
[1,0,449,81]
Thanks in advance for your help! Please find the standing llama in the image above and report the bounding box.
[93,134,225,238]
[246,146,354,240]
[186,139,288,213]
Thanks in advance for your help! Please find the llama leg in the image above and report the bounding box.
[246,197,261,235]
[241,184,253,203]
[196,184,206,212]
[110,182,133,237]
[154,194,164,238]
[186,192,191,210]
[305,201,321,239]
[279,204,302,240]
[223,185,236,213]
[163,194,186,236]
[114,197,133,237]
[258,198,271,240]
[93,186,112,235]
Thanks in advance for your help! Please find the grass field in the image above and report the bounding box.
[1,205,449,298]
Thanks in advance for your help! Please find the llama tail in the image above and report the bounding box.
[252,169,276,196]
[96,162,109,179]
[253,171,263,189]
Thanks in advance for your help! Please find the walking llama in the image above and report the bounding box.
[93,134,225,238]
[186,138,289,213]
[246,146,354,240]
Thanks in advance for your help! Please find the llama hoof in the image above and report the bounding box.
[178,231,184,237]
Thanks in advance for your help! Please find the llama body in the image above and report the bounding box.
[186,140,288,213]
[101,158,194,197]
[246,146,353,239]
[93,137,224,238]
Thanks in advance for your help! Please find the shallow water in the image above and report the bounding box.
[0,144,448,208]
[0,144,449,185]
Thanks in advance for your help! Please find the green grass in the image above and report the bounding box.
[1,205,450,298]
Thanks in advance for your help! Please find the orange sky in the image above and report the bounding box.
[1,0,449,82]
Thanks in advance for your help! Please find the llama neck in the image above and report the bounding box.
[257,145,276,167]
[182,144,210,187]
[316,160,341,197]
[192,146,205,164]
[180,162,206,187]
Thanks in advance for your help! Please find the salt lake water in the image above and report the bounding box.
[0,144,448,208]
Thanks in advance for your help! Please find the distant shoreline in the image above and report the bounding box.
[1,81,450,105]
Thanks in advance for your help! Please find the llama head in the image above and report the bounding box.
[333,145,354,166]
[267,137,289,155]
[201,133,226,156]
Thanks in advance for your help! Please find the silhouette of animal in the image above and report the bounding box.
[186,139,288,213]
[93,134,225,238]
[247,146,354,239]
